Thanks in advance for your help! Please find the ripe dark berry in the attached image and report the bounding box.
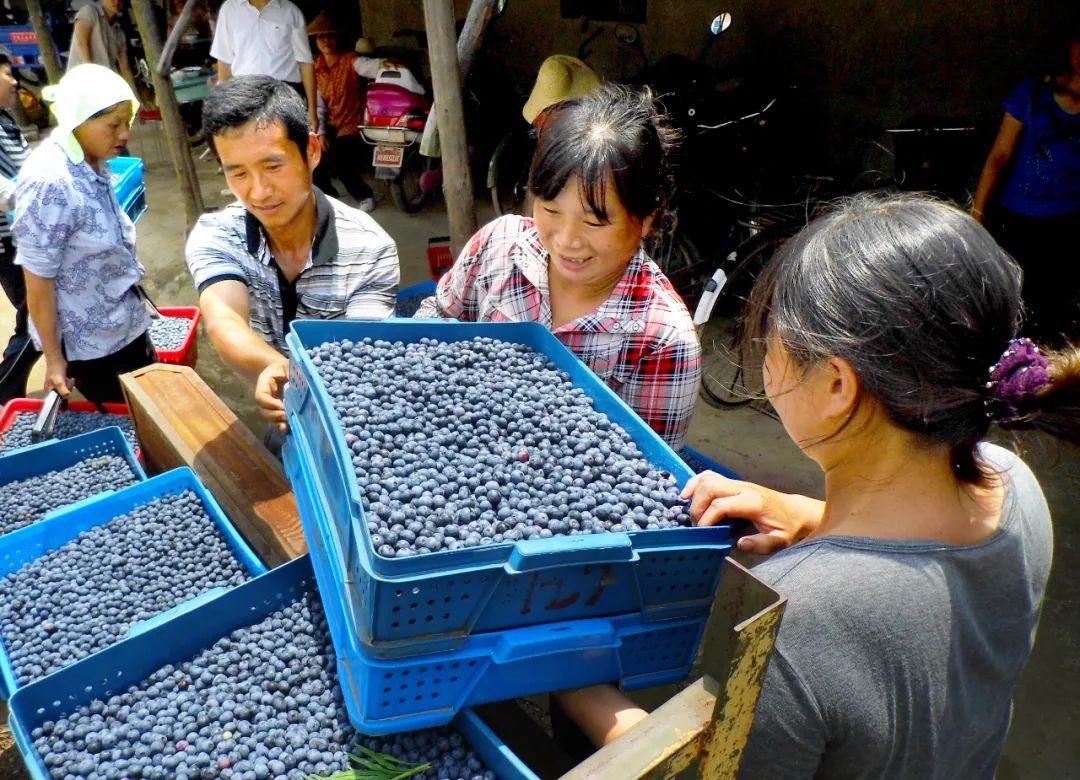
[306,336,693,559]
[0,412,137,455]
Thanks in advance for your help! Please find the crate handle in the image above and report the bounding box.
[125,587,228,639]
[491,618,618,662]
[505,534,638,573]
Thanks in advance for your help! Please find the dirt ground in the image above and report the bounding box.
[1,120,1077,777]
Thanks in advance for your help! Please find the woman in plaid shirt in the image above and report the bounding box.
[417,84,701,449]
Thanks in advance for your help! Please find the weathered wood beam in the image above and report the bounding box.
[23,0,63,83]
[157,0,200,78]
[129,0,205,229]
[422,0,476,256]
[559,560,785,779]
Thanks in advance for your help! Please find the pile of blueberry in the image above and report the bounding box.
[307,336,692,559]
[394,293,429,318]
[0,411,138,455]
[0,454,139,537]
[0,490,250,685]
[30,591,496,780]
[149,315,193,353]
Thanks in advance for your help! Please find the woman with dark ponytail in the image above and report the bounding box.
[556,194,1078,779]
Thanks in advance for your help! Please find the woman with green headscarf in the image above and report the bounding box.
[13,63,156,404]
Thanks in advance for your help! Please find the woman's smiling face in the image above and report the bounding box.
[533,175,653,292]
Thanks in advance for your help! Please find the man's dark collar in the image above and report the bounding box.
[243,187,338,266]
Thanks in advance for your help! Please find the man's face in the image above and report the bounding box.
[214,120,321,232]
[102,0,124,19]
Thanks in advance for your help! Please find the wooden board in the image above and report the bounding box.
[120,364,306,565]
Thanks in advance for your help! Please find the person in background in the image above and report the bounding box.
[210,0,317,134]
[0,51,33,403]
[14,64,156,404]
[185,77,399,441]
[307,12,377,212]
[416,84,701,450]
[971,30,1080,344]
[66,0,142,104]
[557,194,1076,780]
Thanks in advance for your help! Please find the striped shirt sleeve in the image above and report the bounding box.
[344,238,399,320]
[184,214,248,293]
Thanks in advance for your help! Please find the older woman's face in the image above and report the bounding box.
[73,102,132,165]
[0,65,17,112]
[534,175,653,293]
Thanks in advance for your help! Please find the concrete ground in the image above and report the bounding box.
[1,121,1077,777]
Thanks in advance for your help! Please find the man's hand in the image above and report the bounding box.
[43,356,73,398]
[682,471,824,555]
[255,359,290,432]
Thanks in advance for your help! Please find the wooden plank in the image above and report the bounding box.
[422,0,476,256]
[120,364,306,566]
[559,559,785,779]
[129,0,206,230]
[23,0,62,84]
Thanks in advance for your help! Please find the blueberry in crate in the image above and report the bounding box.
[148,315,192,352]
[0,427,145,538]
[284,320,734,652]
[0,469,266,695]
[8,558,538,780]
[305,336,693,558]
[0,410,137,455]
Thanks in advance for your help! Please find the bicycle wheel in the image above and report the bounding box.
[698,233,783,408]
[488,131,534,216]
[648,228,710,308]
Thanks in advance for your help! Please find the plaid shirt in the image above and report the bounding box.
[416,215,701,449]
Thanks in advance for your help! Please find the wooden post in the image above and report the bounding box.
[157,0,201,78]
[129,0,205,230]
[422,0,476,256]
[419,0,500,159]
[24,0,63,84]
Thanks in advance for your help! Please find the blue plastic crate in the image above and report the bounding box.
[106,156,147,223]
[7,556,541,779]
[678,445,740,480]
[395,278,438,318]
[0,467,267,699]
[0,426,146,534]
[283,319,733,657]
[303,512,705,734]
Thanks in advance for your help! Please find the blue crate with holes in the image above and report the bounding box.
[0,467,267,699]
[394,278,438,318]
[283,319,734,658]
[299,499,707,733]
[107,156,147,223]
[678,445,740,480]
[7,556,542,778]
[0,426,146,537]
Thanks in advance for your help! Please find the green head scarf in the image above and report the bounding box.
[41,63,138,165]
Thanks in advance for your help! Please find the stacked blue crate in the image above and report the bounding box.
[282,319,736,732]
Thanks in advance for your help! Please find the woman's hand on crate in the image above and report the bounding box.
[682,471,824,555]
[255,359,290,432]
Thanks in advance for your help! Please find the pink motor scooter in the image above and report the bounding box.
[359,61,442,213]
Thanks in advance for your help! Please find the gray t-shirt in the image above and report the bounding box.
[738,444,1053,780]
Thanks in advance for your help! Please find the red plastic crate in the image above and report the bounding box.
[152,306,201,367]
[0,399,138,458]
[426,236,454,279]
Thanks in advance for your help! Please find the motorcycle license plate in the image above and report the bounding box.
[373,145,404,168]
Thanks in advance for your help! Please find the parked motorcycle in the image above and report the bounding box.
[358,55,436,214]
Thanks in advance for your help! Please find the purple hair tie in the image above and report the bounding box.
[985,337,1051,426]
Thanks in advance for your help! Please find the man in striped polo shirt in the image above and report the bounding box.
[185,77,399,438]
[0,51,33,403]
